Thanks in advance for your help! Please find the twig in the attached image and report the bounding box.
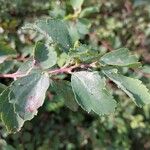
[0,63,93,79]
[0,65,33,79]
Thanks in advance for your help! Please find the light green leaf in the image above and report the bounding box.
[79,6,100,18]
[100,48,141,67]
[68,21,80,44]
[68,19,91,42]
[69,44,100,63]
[76,18,91,37]
[71,71,116,115]
[34,42,57,69]
[9,72,50,120]
[142,65,150,74]
[70,0,84,10]
[0,42,17,64]
[51,80,78,111]
[57,52,69,67]
[0,88,24,133]
[103,68,150,107]
[16,60,34,74]
[23,19,72,51]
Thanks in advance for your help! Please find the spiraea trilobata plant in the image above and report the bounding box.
[0,1,150,133]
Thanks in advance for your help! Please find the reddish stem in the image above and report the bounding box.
[48,65,78,74]
[0,64,90,79]
[0,73,26,78]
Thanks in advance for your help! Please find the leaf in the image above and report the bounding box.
[133,0,150,7]
[23,19,72,51]
[0,139,15,150]
[0,83,6,93]
[76,19,91,37]
[34,42,57,69]
[70,0,84,10]
[9,72,50,120]
[0,88,24,133]
[0,72,50,133]
[79,6,100,18]
[57,52,69,67]
[0,42,17,64]
[102,68,150,107]
[0,61,15,74]
[68,23,79,43]
[51,80,78,111]
[100,48,141,67]
[142,65,150,74]
[16,60,34,74]
[71,71,116,115]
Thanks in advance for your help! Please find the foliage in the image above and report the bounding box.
[0,0,150,149]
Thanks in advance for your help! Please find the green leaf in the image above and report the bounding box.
[57,52,69,67]
[16,60,34,74]
[0,42,17,64]
[34,42,57,69]
[70,0,84,10]
[102,68,150,107]
[0,88,24,133]
[100,48,141,67]
[79,6,100,18]
[0,72,50,133]
[142,65,150,74]
[23,19,72,51]
[71,71,116,115]
[68,23,79,43]
[76,19,91,37]
[9,72,50,120]
[0,61,15,74]
[0,139,15,150]
[51,80,78,111]
[69,44,100,63]
[0,83,6,93]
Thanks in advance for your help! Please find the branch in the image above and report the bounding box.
[48,64,79,74]
[0,63,93,79]
[0,73,26,78]
[0,65,33,79]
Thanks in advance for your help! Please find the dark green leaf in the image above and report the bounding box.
[0,61,15,74]
[51,80,78,111]
[23,19,72,51]
[0,88,24,133]
[0,83,6,94]
[0,139,15,150]
[0,42,17,64]
[34,42,57,69]
[9,72,50,120]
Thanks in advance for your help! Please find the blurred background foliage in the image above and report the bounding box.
[0,0,150,149]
